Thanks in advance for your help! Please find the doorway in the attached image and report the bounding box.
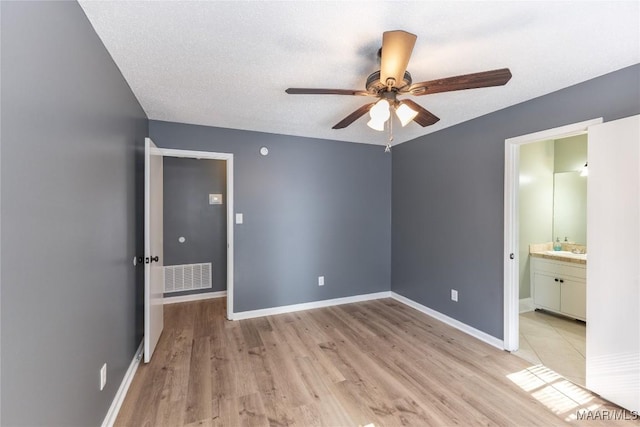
[503,116,640,412]
[513,133,588,385]
[163,157,227,299]
[156,147,235,320]
[503,118,601,353]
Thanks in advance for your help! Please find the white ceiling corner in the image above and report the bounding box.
[78,1,640,146]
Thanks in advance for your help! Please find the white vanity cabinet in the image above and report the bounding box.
[530,257,586,321]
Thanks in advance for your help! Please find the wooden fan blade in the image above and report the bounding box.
[380,30,417,87]
[409,68,512,96]
[285,88,370,96]
[401,99,440,127]
[332,103,376,129]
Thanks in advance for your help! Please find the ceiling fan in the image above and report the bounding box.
[285,30,512,139]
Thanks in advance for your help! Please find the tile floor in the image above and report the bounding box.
[514,309,586,386]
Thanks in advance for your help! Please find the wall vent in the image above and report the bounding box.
[164,263,212,293]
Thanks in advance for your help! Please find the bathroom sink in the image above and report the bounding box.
[546,250,587,260]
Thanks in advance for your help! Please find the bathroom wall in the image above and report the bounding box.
[519,134,588,298]
[519,140,555,298]
[163,157,227,296]
[555,134,588,172]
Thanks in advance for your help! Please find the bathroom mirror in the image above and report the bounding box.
[553,171,587,244]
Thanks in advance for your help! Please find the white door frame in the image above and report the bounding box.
[158,148,235,321]
[503,118,602,351]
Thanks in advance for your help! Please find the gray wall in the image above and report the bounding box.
[149,121,392,312]
[392,64,640,339]
[1,2,147,426]
[163,157,227,295]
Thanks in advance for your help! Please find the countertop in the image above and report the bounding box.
[530,250,587,265]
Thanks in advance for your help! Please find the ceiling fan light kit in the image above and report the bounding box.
[285,30,512,150]
[369,99,391,122]
[367,118,385,132]
[365,99,418,131]
[395,102,419,127]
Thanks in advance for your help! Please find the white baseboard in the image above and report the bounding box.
[519,297,534,313]
[164,290,227,305]
[390,292,504,350]
[101,341,143,427]
[231,291,391,321]
[232,291,504,351]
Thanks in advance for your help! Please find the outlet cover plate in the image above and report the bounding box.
[100,363,107,391]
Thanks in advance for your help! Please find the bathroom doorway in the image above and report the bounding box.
[503,118,600,385]
[506,115,640,411]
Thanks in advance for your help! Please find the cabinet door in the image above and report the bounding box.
[533,272,560,311]
[560,278,586,320]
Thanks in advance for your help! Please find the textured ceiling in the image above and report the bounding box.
[78,1,639,146]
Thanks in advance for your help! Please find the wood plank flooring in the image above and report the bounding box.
[116,298,636,426]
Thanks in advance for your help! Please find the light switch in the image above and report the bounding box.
[209,194,223,205]
[235,213,243,224]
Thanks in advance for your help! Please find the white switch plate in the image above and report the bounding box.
[318,276,325,286]
[100,363,107,391]
[451,289,458,302]
[235,213,243,224]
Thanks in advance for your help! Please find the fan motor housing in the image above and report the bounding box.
[366,70,412,93]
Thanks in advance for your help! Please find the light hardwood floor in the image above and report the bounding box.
[116,298,635,426]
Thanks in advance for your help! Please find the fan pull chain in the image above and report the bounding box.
[385,116,394,152]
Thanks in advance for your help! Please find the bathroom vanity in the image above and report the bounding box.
[530,252,586,321]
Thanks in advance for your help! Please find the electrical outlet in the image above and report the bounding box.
[318,276,325,286]
[451,289,458,302]
[100,363,107,391]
